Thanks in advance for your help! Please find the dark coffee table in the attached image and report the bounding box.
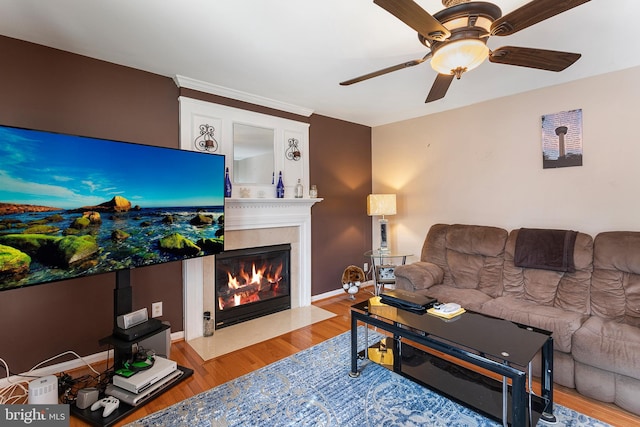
[350,298,555,427]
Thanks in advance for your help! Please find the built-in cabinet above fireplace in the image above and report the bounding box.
[177,94,311,200]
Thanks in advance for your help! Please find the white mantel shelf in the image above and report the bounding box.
[225,197,322,207]
[224,198,323,231]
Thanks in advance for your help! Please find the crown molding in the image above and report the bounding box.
[174,75,314,117]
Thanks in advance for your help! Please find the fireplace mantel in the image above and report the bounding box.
[225,198,323,230]
[183,197,322,340]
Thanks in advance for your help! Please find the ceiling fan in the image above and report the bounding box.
[340,0,591,103]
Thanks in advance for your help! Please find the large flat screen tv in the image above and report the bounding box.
[0,124,225,291]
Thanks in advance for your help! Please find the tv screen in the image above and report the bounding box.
[0,125,225,291]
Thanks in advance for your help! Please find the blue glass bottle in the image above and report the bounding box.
[276,171,284,198]
[224,167,232,197]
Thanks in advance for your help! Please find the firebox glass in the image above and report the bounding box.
[215,244,291,328]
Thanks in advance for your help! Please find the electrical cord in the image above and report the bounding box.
[1,349,114,404]
[0,358,29,404]
[28,350,101,377]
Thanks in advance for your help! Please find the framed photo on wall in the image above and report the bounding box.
[541,108,583,169]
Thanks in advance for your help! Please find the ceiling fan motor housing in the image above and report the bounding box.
[420,2,502,50]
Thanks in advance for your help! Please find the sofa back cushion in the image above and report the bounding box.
[502,229,593,314]
[592,231,640,326]
[421,224,508,298]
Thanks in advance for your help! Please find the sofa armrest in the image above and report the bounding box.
[394,262,444,291]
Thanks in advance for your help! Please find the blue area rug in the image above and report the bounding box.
[126,329,611,426]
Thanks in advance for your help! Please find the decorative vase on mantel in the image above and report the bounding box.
[276,171,284,198]
[224,167,232,198]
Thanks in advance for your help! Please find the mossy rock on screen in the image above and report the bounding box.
[0,233,59,256]
[159,233,201,256]
[23,225,60,234]
[196,238,224,253]
[70,216,91,229]
[45,214,65,222]
[111,229,130,242]
[190,214,214,226]
[0,244,31,276]
[0,233,98,267]
[55,235,99,266]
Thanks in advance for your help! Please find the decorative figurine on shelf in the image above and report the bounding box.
[341,265,366,299]
[224,167,232,198]
[276,171,285,198]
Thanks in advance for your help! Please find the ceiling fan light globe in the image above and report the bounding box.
[430,39,489,75]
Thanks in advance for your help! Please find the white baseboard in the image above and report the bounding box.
[310,280,374,302]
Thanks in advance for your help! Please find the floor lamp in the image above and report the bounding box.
[367,194,396,253]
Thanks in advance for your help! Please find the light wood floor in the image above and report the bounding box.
[70,291,640,427]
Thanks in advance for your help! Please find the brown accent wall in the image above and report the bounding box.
[0,35,372,373]
[0,36,182,373]
[309,115,372,294]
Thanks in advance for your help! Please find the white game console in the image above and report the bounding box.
[105,369,183,406]
[112,356,177,394]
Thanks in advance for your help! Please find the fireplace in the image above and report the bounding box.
[215,244,291,329]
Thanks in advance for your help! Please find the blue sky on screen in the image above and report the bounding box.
[0,126,225,209]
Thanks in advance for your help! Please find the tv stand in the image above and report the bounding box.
[70,365,192,427]
[70,269,193,426]
[70,324,193,427]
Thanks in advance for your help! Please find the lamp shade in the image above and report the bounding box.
[367,194,396,216]
[430,39,489,75]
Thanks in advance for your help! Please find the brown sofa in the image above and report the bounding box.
[394,223,640,416]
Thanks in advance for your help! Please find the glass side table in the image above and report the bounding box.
[364,250,413,295]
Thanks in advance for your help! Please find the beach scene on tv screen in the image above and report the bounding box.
[0,126,225,290]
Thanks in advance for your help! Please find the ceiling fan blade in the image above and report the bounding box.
[489,46,581,72]
[425,73,454,103]
[374,0,450,42]
[340,53,432,86]
[491,0,591,36]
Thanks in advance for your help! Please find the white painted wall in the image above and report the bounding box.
[372,65,640,261]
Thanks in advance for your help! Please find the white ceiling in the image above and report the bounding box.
[0,0,637,127]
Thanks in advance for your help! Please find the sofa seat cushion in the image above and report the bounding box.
[422,285,493,312]
[481,296,587,353]
[573,316,640,380]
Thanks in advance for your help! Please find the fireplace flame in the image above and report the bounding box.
[218,260,286,310]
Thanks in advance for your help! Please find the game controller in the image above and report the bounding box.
[90,396,120,417]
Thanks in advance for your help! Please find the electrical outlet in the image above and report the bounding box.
[364,262,369,272]
[152,301,163,318]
